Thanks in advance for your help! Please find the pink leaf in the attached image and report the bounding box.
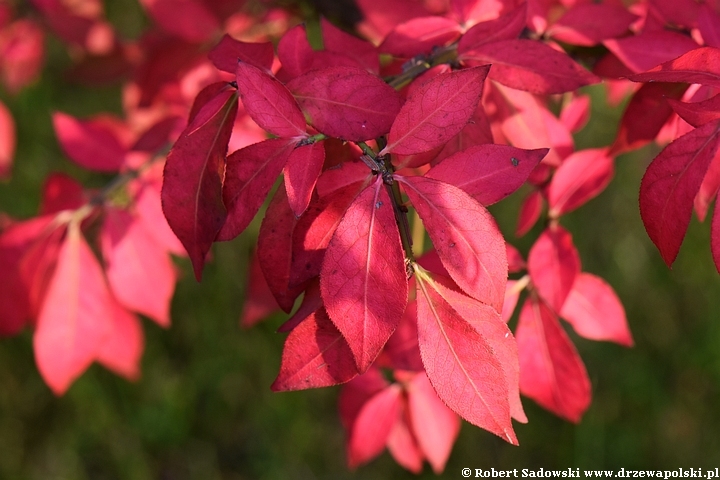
[639,119,720,266]
[33,225,113,395]
[460,39,600,94]
[548,148,614,217]
[712,190,720,274]
[284,142,325,217]
[52,112,126,172]
[217,138,295,242]
[235,61,306,138]
[398,175,506,311]
[161,86,237,280]
[277,280,322,333]
[407,372,460,473]
[320,18,380,73]
[271,309,359,391]
[415,273,516,444]
[288,66,403,141]
[427,144,548,205]
[604,30,699,74]
[694,147,720,221]
[0,100,15,178]
[347,384,403,468]
[516,190,543,237]
[208,34,274,74]
[96,299,144,380]
[386,407,423,474]
[627,47,720,88]
[382,66,490,155]
[457,5,527,52]
[240,250,280,328]
[379,16,461,57]
[320,177,408,371]
[516,296,591,422]
[378,301,423,372]
[547,4,637,47]
[560,273,633,347]
[101,207,175,327]
[40,173,85,215]
[528,225,580,312]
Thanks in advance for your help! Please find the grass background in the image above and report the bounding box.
[0,1,719,478]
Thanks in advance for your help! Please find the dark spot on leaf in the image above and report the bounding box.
[511,157,519,167]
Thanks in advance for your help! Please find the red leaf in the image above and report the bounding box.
[431,278,527,423]
[668,94,720,128]
[235,61,306,138]
[208,34,274,74]
[407,372,460,473]
[695,147,720,221]
[347,384,403,468]
[217,138,295,242]
[0,100,15,178]
[560,94,591,133]
[288,66,403,141]
[271,309,359,391]
[516,190,543,237]
[516,296,591,422]
[96,299,144,380]
[315,157,369,197]
[547,4,636,47]
[457,5,527,52]
[284,142,325,217]
[604,31,699,74]
[379,16,461,57]
[415,273,516,444]
[501,279,521,323]
[398,175,507,311]
[506,243,525,273]
[427,144,548,205]
[382,66,490,155]
[277,280,322,333]
[320,177,408,371]
[139,0,219,43]
[460,39,599,94]
[560,273,633,347]
[611,82,687,154]
[320,18,379,73]
[386,406,423,474]
[254,184,302,314]
[291,182,367,288]
[161,87,237,280]
[378,300,423,371]
[548,148,614,217]
[33,225,113,395]
[101,208,175,327]
[52,112,126,172]
[640,119,720,266]
[628,47,720,88]
[40,173,85,215]
[528,225,580,312]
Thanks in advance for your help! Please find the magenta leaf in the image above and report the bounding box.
[668,94,720,128]
[640,119,720,266]
[382,66,490,156]
[0,100,15,179]
[516,296,591,422]
[217,138,295,242]
[235,60,307,138]
[604,30,699,74]
[161,86,237,280]
[320,177,408,371]
[208,34,274,74]
[288,66,403,141]
[528,225,581,313]
[547,4,637,47]
[415,272,517,444]
[460,40,600,95]
[398,175,506,311]
[52,112,126,172]
[548,148,614,217]
[457,5,527,52]
[271,309,359,391]
[427,144,548,205]
[346,384,402,468]
[379,16,461,57]
[96,298,144,380]
[516,190,543,237]
[284,142,325,217]
[628,47,720,88]
[560,273,633,347]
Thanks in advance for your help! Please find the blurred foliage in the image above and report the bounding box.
[1,1,719,479]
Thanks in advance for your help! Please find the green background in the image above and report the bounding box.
[0,1,719,478]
